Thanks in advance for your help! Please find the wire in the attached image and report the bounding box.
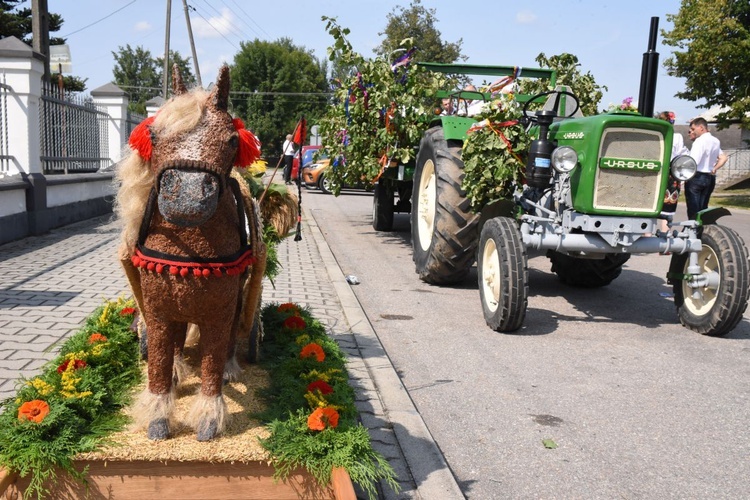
[223,0,270,39]
[187,4,240,51]
[60,0,140,38]
[192,0,248,42]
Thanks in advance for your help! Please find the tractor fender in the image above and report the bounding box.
[696,207,732,226]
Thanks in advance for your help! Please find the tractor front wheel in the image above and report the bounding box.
[478,217,528,332]
[411,126,479,284]
[670,224,749,336]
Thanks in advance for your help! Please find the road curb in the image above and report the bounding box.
[305,206,465,499]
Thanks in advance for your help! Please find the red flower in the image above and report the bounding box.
[88,333,108,344]
[277,303,299,314]
[307,407,340,431]
[283,315,306,331]
[119,307,136,316]
[307,380,333,395]
[300,343,325,363]
[56,359,87,374]
[18,400,50,423]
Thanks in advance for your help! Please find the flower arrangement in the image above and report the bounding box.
[1,298,397,499]
[0,298,142,499]
[259,302,399,499]
[606,96,639,113]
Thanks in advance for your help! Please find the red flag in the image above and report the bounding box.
[293,118,307,145]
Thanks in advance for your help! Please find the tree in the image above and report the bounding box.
[155,50,197,91]
[0,0,64,45]
[662,0,750,129]
[374,0,464,64]
[112,44,161,115]
[1,0,87,91]
[230,38,329,158]
[519,53,607,116]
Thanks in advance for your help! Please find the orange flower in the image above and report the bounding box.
[300,343,325,362]
[119,307,136,316]
[88,333,108,344]
[283,315,306,331]
[307,407,340,431]
[307,380,333,395]
[18,400,50,423]
[277,302,299,314]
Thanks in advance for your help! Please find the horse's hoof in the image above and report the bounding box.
[196,418,218,441]
[147,418,170,440]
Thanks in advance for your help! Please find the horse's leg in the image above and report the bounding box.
[223,292,244,383]
[172,324,190,387]
[188,317,233,441]
[137,318,181,440]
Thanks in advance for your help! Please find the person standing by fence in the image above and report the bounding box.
[657,111,688,231]
[685,117,727,220]
[282,134,295,184]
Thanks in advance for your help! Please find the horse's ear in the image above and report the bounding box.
[172,64,187,96]
[210,64,230,111]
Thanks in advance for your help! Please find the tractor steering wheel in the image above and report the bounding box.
[522,90,580,123]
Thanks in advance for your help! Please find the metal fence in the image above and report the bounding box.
[717,149,750,188]
[126,110,146,138]
[0,74,11,174]
[39,81,110,174]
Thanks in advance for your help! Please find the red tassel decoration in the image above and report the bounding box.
[156,264,164,273]
[128,116,156,161]
[169,266,179,275]
[232,118,261,168]
[180,268,189,277]
[213,269,222,277]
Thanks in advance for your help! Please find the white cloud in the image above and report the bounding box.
[191,8,234,39]
[134,21,151,32]
[516,10,537,24]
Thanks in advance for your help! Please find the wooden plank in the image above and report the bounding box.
[0,467,18,499]
[7,461,337,499]
[331,467,356,500]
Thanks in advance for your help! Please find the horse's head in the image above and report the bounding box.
[129,64,258,227]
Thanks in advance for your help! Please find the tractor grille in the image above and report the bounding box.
[594,127,665,212]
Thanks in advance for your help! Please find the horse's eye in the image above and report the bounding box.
[149,128,157,145]
[228,135,239,148]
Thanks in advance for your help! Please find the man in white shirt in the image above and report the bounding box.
[685,117,727,220]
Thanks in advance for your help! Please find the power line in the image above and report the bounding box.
[192,0,249,43]
[223,0,270,39]
[187,4,240,51]
[60,0,140,38]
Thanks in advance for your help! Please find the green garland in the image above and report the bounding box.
[0,298,142,499]
[259,302,399,499]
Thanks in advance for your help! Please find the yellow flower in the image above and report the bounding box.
[91,343,105,356]
[99,303,110,325]
[29,378,54,396]
[295,333,311,346]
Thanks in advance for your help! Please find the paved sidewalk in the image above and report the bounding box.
[0,202,463,499]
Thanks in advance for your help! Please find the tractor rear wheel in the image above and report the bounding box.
[372,183,394,231]
[548,251,631,287]
[670,224,749,336]
[411,126,479,284]
[478,217,528,331]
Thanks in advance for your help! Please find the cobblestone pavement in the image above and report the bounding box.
[0,206,457,498]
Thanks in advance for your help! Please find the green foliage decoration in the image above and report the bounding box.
[460,93,531,211]
[518,52,605,116]
[0,299,142,500]
[319,17,446,195]
[258,303,399,499]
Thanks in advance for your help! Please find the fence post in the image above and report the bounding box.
[0,36,48,235]
[0,36,44,177]
[91,83,129,165]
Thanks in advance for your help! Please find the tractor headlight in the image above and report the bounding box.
[670,155,697,181]
[551,146,578,173]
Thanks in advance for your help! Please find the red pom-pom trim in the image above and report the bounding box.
[233,118,261,168]
[128,116,156,161]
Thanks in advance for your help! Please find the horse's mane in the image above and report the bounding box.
[114,89,212,258]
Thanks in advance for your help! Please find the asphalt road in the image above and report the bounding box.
[299,187,750,499]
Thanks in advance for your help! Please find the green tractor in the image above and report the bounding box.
[374,21,749,337]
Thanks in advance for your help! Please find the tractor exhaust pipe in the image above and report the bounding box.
[637,16,660,118]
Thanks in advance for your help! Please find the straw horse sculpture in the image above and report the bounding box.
[115,65,265,441]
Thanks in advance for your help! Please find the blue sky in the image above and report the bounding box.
[46,0,704,123]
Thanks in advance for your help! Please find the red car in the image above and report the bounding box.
[291,145,321,182]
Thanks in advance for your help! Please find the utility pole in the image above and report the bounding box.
[31,0,51,82]
[182,0,202,87]
[162,0,172,99]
